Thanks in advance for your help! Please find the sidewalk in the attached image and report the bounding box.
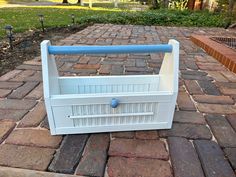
[0,24,235,177]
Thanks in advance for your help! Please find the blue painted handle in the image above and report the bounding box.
[48,44,172,55]
[111,98,119,108]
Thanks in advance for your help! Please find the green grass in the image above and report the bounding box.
[0,6,229,38]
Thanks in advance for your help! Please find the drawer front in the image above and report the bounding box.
[52,102,165,128]
[71,103,157,127]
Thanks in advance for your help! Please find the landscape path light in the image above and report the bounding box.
[71,14,75,25]
[38,14,45,32]
[4,25,14,50]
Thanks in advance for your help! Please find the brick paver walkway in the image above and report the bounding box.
[0,24,236,177]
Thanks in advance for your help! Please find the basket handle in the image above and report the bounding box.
[47,44,173,55]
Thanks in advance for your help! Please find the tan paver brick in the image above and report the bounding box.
[18,101,46,127]
[0,144,55,171]
[107,157,172,177]
[25,82,43,99]
[0,166,82,177]
[197,103,236,114]
[0,120,16,143]
[5,129,62,148]
[193,95,234,104]
[109,138,168,160]
[0,99,37,110]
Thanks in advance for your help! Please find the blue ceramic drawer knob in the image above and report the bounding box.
[111,98,119,108]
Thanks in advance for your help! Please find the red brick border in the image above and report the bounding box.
[191,35,236,73]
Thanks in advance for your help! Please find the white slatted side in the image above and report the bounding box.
[77,83,151,94]
[58,75,159,94]
[71,103,158,127]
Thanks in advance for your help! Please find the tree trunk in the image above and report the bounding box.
[152,0,159,9]
[228,0,235,16]
[187,0,195,10]
[163,0,169,8]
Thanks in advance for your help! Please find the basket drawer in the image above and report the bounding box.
[51,100,173,129]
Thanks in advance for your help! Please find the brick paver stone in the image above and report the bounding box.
[173,111,206,124]
[177,92,196,111]
[109,138,168,160]
[0,144,55,171]
[226,114,236,131]
[5,129,62,148]
[111,131,135,139]
[0,121,15,143]
[206,71,229,82]
[215,82,236,89]
[24,71,42,82]
[25,82,43,99]
[0,99,37,110]
[0,70,22,81]
[8,81,39,99]
[197,103,236,114]
[10,70,35,82]
[76,134,110,177]
[0,89,11,98]
[40,117,49,129]
[184,60,199,70]
[193,95,234,104]
[99,64,111,74]
[18,101,46,127]
[206,115,236,148]
[196,62,227,71]
[135,130,159,139]
[73,64,100,70]
[107,157,172,177]
[194,140,235,177]
[197,80,221,95]
[0,109,28,121]
[181,70,207,77]
[224,148,236,170]
[168,137,204,177]
[159,123,212,139]
[16,64,42,71]
[0,166,83,177]
[49,134,88,174]
[219,87,236,95]
[220,71,236,82]
[181,74,213,81]
[184,80,203,95]
[0,81,23,89]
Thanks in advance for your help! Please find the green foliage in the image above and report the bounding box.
[79,9,228,27]
[168,0,188,10]
[0,7,229,38]
[215,0,229,12]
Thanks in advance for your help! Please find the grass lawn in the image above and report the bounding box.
[0,4,230,38]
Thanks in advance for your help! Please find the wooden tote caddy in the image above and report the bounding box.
[41,39,179,135]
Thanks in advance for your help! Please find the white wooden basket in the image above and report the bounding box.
[41,40,179,135]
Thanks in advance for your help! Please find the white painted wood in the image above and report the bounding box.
[68,112,154,119]
[89,0,92,8]
[50,93,173,106]
[55,122,169,134]
[41,40,60,135]
[80,0,84,6]
[41,39,179,135]
[114,0,118,8]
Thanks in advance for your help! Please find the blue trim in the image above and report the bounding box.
[48,44,172,55]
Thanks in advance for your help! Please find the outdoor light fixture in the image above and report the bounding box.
[71,14,75,25]
[4,25,14,50]
[38,14,45,32]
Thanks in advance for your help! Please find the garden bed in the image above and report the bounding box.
[0,24,88,75]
